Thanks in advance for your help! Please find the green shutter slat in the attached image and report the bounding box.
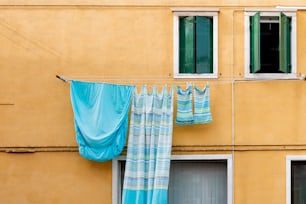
[279,12,291,73]
[195,16,213,73]
[250,12,261,73]
[179,16,195,73]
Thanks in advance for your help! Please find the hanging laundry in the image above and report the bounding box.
[70,80,134,162]
[193,84,213,124]
[175,84,193,125]
[122,86,174,204]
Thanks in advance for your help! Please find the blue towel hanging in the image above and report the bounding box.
[70,80,134,162]
[193,84,213,124]
[175,84,194,125]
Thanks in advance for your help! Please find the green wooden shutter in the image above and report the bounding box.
[279,12,291,73]
[179,17,195,73]
[195,16,213,73]
[250,12,261,73]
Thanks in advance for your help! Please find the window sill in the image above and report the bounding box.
[245,73,298,80]
[174,73,218,79]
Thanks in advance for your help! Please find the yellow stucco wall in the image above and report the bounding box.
[0,153,112,203]
[235,151,287,204]
[1,2,306,204]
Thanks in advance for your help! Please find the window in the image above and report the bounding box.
[169,160,227,203]
[112,155,233,204]
[173,9,219,78]
[245,10,296,79]
[286,155,306,204]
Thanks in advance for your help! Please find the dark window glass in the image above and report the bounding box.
[292,161,306,204]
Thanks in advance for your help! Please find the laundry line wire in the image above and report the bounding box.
[55,75,216,87]
[56,75,222,84]
[56,74,306,86]
[56,75,179,83]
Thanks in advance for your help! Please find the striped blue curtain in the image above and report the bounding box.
[122,86,174,204]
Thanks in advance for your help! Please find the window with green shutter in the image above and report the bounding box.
[250,12,291,73]
[173,11,218,79]
[246,11,296,78]
[179,16,213,74]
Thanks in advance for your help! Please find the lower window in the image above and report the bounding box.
[291,161,306,204]
[112,155,233,204]
[169,160,227,204]
[286,156,306,204]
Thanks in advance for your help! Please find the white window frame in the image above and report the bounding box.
[112,154,233,204]
[244,10,297,79]
[173,8,219,79]
[286,155,306,204]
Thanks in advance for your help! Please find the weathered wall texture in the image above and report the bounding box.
[1,1,306,203]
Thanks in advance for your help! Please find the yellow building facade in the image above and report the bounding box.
[1,0,306,203]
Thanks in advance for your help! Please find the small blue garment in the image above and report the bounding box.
[70,80,134,162]
[193,84,213,124]
[175,84,193,125]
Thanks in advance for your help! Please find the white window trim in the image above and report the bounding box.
[112,154,233,204]
[173,11,219,79]
[286,155,306,204]
[244,11,297,79]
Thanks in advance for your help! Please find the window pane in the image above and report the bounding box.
[195,16,213,73]
[260,22,279,73]
[179,16,195,73]
[292,161,306,204]
[168,161,227,204]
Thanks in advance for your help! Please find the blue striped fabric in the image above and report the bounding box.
[193,85,213,124]
[175,85,193,125]
[122,86,174,204]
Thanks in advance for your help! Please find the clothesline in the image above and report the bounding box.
[56,75,217,86]
[56,74,306,85]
